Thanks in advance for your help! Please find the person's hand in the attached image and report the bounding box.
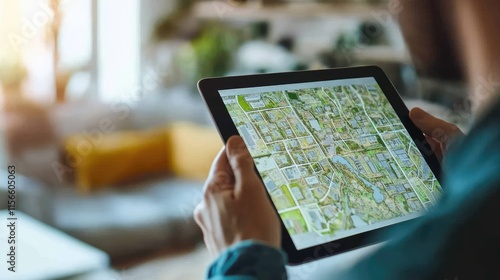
[194,136,281,257]
[409,107,464,162]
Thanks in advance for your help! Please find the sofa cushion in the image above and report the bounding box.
[167,122,222,180]
[64,128,170,193]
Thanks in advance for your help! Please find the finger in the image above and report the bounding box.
[194,200,222,257]
[410,107,463,144]
[193,202,208,232]
[208,147,229,177]
[204,147,234,193]
[209,194,227,242]
[425,135,443,161]
[438,142,446,162]
[424,135,439,152]
[226,136,256,186]
[205,193,232,256]
[204,170,235,196]
[204,235,217,257]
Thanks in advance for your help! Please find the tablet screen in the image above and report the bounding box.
[218,77,442,250]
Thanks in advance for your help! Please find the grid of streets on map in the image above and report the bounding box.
[222,82,442,249]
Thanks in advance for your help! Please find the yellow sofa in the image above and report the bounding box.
[64,122,222,193]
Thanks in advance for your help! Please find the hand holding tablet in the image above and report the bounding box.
[197,66,443,264]
[194,136,282,256]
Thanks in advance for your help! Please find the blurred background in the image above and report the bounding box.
[0,0,471,279]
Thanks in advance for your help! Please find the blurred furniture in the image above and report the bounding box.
[0,93,215,260]
[287,243,383,280]
[0,172,204,260]
[0,211,109,280]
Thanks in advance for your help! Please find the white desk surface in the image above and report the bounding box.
[287,243,383,279]
[0,210,109,280]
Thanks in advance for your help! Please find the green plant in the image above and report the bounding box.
[191,25,241,81]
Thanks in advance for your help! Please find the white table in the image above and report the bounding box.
[287,243,384,279]
[0,211,109,280]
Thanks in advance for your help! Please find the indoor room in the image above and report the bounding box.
[2,0,497,279]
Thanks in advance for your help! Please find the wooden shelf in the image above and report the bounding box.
[193,2,388,20]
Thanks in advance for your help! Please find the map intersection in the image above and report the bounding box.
[222,80,442,249]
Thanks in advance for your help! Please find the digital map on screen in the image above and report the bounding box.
[219,77,442,249]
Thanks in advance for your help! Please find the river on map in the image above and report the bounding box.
[331,155,385,203]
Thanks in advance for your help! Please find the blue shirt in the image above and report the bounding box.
[207,100,500,280]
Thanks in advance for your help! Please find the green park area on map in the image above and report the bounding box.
[222,83,442,240]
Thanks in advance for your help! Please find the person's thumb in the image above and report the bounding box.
[410,107,462,143]
[226,136,256,184]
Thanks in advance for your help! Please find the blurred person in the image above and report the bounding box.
[398,0,499,113]
[194,1,500,279]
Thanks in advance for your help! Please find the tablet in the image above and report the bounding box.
[198,66,443,265]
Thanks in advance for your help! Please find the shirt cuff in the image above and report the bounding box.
[207,240,288,280]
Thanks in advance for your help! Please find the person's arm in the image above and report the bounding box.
[207,241,287,280]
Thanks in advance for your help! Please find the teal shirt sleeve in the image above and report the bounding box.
[207,240,288,280]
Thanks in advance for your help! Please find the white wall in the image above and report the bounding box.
[97,0,140,102]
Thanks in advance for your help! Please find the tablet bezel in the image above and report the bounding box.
[198,66,442,265]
